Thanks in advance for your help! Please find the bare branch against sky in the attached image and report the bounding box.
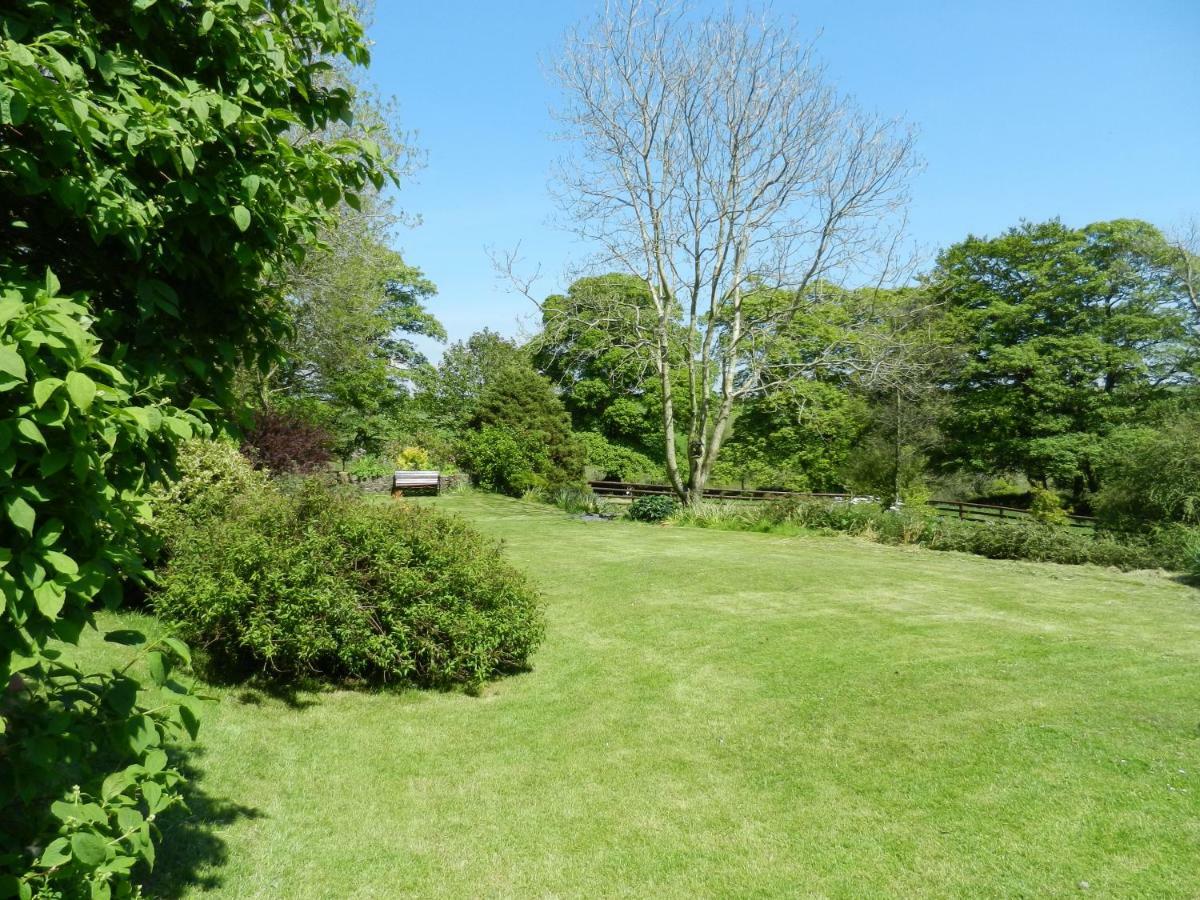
[546,0,920,500]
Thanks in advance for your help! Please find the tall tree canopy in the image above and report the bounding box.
[419,329,527,430]
[930,219,1193,498]
[533,275,665,456]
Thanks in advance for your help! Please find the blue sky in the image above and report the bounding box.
[367,0,1200,352]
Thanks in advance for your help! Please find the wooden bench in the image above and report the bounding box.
[391,470,441,496]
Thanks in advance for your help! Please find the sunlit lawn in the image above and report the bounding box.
[79,493,1200,897]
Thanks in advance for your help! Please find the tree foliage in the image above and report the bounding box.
[420,330,527,430]
[1093,411,1200,530]
[2,0,389,407]
[931,220,1193,499]
[465,365,584,492]
[0,0,390,894]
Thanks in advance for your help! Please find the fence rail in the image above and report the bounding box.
[587,481,1097,529]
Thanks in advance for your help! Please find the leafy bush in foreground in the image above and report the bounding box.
[628,495,678,523]
[1,0,389,891]
[155,483,544,689]
[0,272,203,900]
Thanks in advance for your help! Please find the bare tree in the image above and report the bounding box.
[544,0,919,502]
[1168,218,1200,321]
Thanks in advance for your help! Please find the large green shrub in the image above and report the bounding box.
[1094,418,1200,530]
[155,483,545,689]
[458,426,539,496]
[576,430,663,482]
[466,364,584,490]
[151,438,271,550]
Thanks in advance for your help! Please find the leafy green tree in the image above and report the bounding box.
[466,365,584,491]
[930,219,1193,503]
[278,201,443,404]
[419,330,527,430]
[714,383,869,492]
[534,276,661,435]
[2,0,388,407]
[0,1,389,895]
[267,194,445,463]
[1093,410,1200,530]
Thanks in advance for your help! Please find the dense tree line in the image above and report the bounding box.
[265,212,1198,541]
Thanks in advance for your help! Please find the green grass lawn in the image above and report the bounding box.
[79,493,1200,898]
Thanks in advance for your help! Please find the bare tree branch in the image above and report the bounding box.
[548,0,920,501]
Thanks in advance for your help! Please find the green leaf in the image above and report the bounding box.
[0,296,24,326]
[128,406,163,432]
[220,100,241,127]
[116,806,144,832]
[231,205,251,232]
[39,451,70,477]
[33,378,62,408]
[241,174,261,198]
[127,715,158,755]
[5,496,35,536]
[38,836,72,868]
[180,144,196,174]
[65,371,97,411]
[16,418,46,447]
[162,636,192,665]
[163,416,193,439]
[143,780,164,813]
[50,799,79,821]
[34,518,63,548]
[200,10,216,33]
[44,551,79,575]
[0,346,26,382]
[33,581,65,620]
[145,749,168,773]
[102,770,132,801]
[147,650,169,686]
[69,832,108,867]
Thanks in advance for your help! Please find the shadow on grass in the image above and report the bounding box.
[144,751,265,897]
[191,647,322,710]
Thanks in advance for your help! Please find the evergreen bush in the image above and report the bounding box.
[155,482,545,689]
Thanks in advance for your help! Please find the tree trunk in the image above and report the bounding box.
[892,385,902,508]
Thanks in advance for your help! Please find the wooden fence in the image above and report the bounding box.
[587,481,1097,530]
